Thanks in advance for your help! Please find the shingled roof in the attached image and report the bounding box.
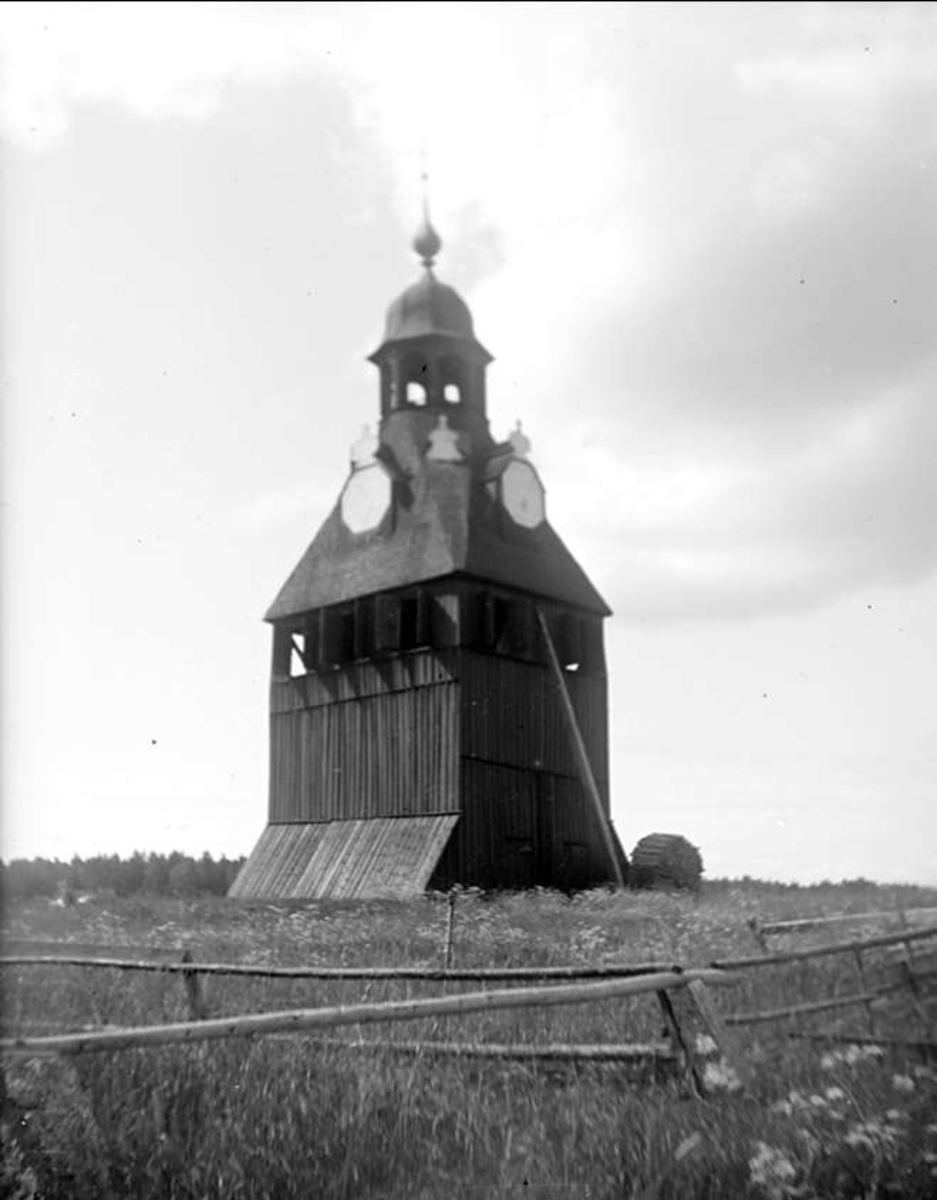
[265,453,610,622]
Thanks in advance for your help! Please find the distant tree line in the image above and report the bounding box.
[0,851,246,900]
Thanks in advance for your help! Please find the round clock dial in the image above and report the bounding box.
[340,462,391,533]
[501,459,545,528]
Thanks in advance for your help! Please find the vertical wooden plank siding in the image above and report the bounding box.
[458,650,609,805]
[270,672,460,822]
[263,603,612,892]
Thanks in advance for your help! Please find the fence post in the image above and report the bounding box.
[748,918,769,952]
[181,950,208,1020]
[898,936,930,1040]
[852,947,876,1036]
[656,988,704,1097]
[444,890,457,971]
[685,979,751,1091]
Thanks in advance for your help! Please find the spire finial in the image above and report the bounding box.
[413,151,442,269]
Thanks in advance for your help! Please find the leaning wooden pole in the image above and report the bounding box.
[535,607,625,889]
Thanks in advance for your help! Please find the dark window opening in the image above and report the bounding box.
[375,595,399,652]
[339,609,356,661]
[485,595,509,649]
[399,595,421,650]
[356,596,376,658]
[543,612,583,673]
[319,610,341,667]
[272,627,293,681]
[505,600,534,658]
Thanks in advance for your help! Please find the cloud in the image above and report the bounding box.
[530,11,937,622]
[3,1,934,626]
[0,2,344,147]
[227,480,341,533]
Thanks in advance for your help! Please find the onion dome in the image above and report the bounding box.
[383,272,475,342]
[381,216,475,343]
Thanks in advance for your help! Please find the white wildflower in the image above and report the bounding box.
[824,1087,846,1102]
[892,1074,915,1093]
[695,1033,718,1055]
[749,1142,799,1199]
[704,1059,742,1092]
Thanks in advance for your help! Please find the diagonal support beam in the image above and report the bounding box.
[536,607,625,889]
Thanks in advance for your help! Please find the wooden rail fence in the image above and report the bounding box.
[0,966,743,1095]
[748,907,937,951]
[3,923,933,1098]
[716,922,937,1043]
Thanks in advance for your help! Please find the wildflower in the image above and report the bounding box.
[704,1059,742,1092]
[749,1142,799,1199]
[695,1033,718,1055]
[820,1052,838,1070]
[809,1094,827,1107]
[892,1074,915,1093]
[824,1087,846,1102]
[846,1119,898,1150]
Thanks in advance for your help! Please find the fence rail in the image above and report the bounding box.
[0,967,732,1058]
[755,908,937,938]
[302,1037,675,1063]
[725,980,909,1027]
[712,924,937,971]
[0,954,679,982]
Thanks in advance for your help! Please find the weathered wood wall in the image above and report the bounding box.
[265,588,613,890]
[269,651,460,822]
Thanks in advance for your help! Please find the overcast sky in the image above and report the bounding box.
[2,1,935,884]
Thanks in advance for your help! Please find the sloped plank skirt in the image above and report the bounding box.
[229,815,459,900]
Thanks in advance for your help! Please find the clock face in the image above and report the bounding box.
[340,463,391,533]
[501,459,545,529]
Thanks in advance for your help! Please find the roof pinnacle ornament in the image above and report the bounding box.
[412,159,442,269]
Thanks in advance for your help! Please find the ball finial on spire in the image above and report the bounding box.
[413,158,441,268]
[413,217,442,268]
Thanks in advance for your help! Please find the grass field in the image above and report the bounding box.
[2,879,936,1199]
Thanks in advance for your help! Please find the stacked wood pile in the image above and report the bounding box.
[630,833,703,892]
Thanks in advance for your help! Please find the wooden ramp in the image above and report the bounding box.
[229,816,459,900]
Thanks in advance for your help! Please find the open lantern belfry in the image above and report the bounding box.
[231,216,629,900]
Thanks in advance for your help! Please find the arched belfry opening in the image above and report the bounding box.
[370,216,492,433]
[231,213,627,901]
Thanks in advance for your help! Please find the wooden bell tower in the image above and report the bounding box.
[231,217,627,900]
